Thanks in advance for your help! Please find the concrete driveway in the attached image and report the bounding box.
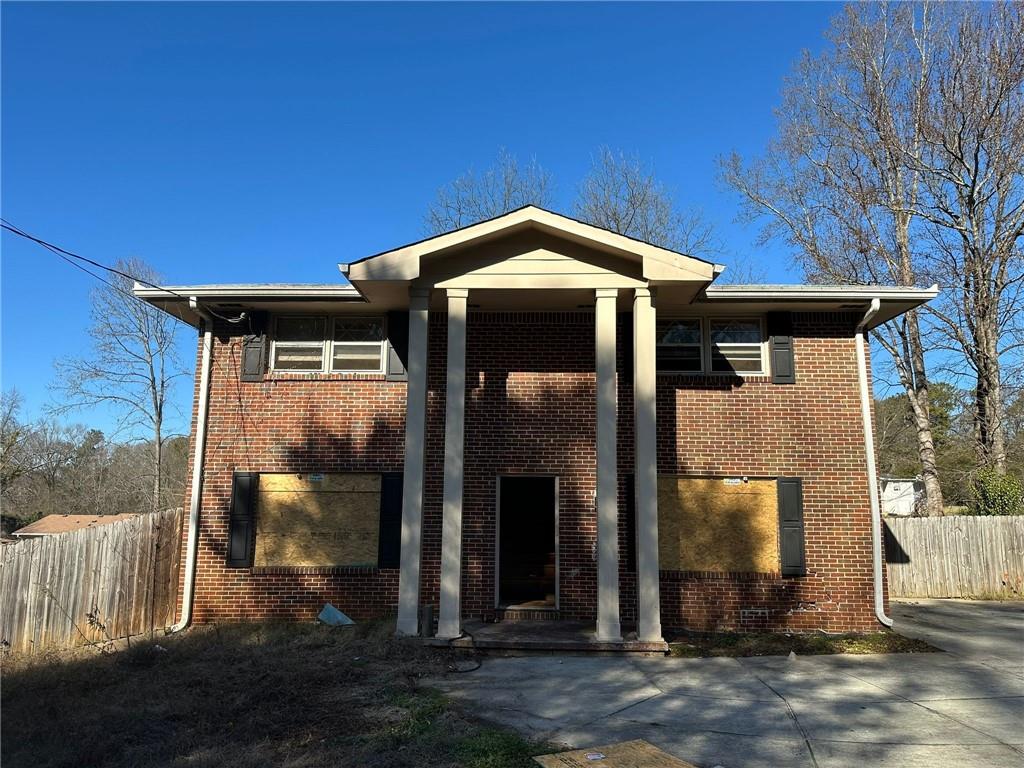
[428,604,1024,767]
[893,598,1024,674]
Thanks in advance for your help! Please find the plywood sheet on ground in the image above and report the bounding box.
[255,473,380,567]
[534,739,698,767]
[658,476,779,573]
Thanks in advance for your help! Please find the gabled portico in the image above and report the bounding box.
[340,206,719,643]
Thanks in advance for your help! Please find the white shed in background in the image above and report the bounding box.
[881,477,923,517]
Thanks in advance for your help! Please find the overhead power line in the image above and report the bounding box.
[1,219,243,323]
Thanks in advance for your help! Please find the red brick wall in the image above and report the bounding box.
[179,310,883,632]
[423,312,599,622]
[178,327,407,623]
[654,313,882,632]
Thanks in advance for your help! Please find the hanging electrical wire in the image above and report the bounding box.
[1,219,245,323]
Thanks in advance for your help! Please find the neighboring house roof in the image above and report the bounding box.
[12,514,137,537]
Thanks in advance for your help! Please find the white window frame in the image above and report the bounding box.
[270,315,329,373]
[656,317,706,375]
[330,316,386,374]
[707,316,768,376]
[269,315,386,374]
[656,315,769,377]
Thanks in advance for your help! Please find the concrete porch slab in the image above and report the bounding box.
[422,619,670,655]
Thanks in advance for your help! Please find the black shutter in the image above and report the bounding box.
[377,472,403,568]
[240,335,267,381]
[778,477,806,577]
[227,472,258,568]
[240,311,269,382]
[768,312,796,384]
[386,311,409,382]
[624,473,637,572]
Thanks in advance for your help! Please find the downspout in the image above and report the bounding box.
[170,297,214,633]
[855,298,893,628]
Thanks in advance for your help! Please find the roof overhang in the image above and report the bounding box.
[133,283,364,327]
[694,284,940,329]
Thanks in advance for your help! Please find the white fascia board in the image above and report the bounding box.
[704,284,940,302]
[132,283,361,300]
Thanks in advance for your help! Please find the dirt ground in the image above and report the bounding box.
[1,622,548,768]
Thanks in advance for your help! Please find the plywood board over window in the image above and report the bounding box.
[657,477,780,573]
[255,473,381,567]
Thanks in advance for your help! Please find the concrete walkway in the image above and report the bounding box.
[429,623,1024,767]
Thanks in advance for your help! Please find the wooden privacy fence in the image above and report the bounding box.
[0,508,183,654]
[884,515,1024,599]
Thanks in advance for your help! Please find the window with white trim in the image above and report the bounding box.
[656,316,768,376]
[331,317,385,372]
[656,319,703,373]
[270,316,385,373]
[709,318,765,374]
[272,317,326,371]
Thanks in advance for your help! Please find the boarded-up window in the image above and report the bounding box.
[657,476,780,573]
[255,473,381,567]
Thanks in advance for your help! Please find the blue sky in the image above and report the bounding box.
[2,1,838,436]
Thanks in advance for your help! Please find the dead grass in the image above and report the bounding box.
[667,629,940,658]
[1,622,550,768]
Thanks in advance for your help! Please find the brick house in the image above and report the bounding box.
[136,206,937,643]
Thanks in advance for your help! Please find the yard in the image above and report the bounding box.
[1,622,547,768]
[2,620,949,768]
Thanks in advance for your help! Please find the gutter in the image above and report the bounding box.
[855,298,893,628]
[704,283,940,303]
[170,297,215,633]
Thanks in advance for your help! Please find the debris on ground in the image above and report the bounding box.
[318,603,355,627]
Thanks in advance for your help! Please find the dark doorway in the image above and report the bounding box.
[498,476,557,609]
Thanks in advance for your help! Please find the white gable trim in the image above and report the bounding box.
[340,206,719,285]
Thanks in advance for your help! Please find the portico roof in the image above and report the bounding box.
[339,205,723,285]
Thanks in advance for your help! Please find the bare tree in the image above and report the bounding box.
[425,148,554,233]
[719,3,1017,514]
[1,389,28,496]
[19,420,86,517]
[54,258,186,514]
[906,2,1024,472]
[574,147,719,258]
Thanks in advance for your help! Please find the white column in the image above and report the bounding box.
[633,288,663,642]
[595,288,622,642]
[396,288,431,636]
[437,289,469,639]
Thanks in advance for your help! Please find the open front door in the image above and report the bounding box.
[497,476,557,609]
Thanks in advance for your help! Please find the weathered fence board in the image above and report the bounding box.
[0,508,182,653]
[884,516,1024,599]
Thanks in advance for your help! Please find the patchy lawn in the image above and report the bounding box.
[667,629,940,658]
[1,622,551,768]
